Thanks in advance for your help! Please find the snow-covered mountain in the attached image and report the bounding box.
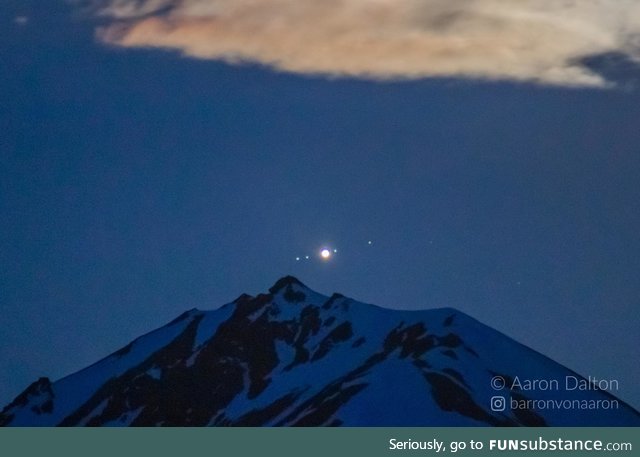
[2,276,638,426]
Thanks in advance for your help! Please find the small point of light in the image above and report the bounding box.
[368,240,372,245]
[295,257,300,261]
[305,256,310,259]
[333,249,338,253]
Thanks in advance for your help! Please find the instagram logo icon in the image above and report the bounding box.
[491,396,506,412]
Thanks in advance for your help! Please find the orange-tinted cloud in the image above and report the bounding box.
[91,0,640,86]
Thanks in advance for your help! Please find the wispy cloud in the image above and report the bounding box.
[86,0,640,86]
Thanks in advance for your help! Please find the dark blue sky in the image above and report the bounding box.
[1,1,639,408]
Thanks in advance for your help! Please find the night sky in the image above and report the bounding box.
[1,1,639,409]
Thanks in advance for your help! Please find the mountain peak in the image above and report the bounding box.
[268,275,307,295]
[2,280,639,427]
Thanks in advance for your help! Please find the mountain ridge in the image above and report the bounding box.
[2,276,638,426]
